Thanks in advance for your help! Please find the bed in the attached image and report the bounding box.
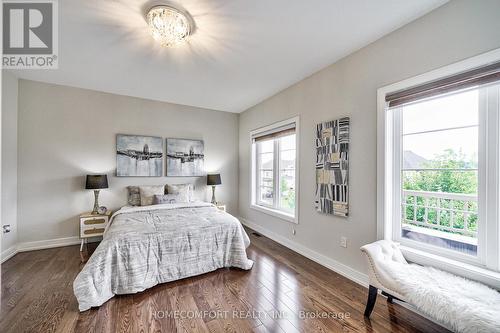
[73,201,254,311]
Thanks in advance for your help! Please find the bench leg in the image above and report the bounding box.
[381,291,403,304]
[364,285,378,317]
[381,291,393,303]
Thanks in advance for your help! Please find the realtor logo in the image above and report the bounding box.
[2,0,58,69]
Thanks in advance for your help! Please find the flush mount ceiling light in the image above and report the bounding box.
[146,5,194,47]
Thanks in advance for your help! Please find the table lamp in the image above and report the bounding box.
[207,174,221,204]
[85,174,108,214]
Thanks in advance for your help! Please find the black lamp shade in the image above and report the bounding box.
[85,175,108,189]
[207,174,221,186]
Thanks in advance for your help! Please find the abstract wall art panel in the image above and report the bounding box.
[166,138,205,176]
[315,117,350,216]
[116,134,163,177]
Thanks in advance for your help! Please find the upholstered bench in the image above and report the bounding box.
[360,240,500,333]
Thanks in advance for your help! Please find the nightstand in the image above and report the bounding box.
[216,204,226,212]
[79,211,111,251]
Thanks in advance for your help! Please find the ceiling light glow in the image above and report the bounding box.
[146,5,193,47]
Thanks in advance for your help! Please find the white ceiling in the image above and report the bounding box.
[11,0,448,112]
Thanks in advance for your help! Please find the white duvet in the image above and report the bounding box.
[73,202,253,311]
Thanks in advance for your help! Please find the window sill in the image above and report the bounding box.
[250,204,297,224]
[401,245,500,289]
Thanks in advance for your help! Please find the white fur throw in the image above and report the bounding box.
[385,262,500,333]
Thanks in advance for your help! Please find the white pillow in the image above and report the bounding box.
[153,194,182,205]
[139,185,165,206]
[166,184,193,202]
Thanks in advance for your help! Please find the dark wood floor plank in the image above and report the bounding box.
[209,271,259,332]
[115,295,134,333]
[223,274,288,333]
[0,249,72,330]
[0,228,449,333]
[168,285,209,333]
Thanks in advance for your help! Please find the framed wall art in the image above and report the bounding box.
[315,117,350,216]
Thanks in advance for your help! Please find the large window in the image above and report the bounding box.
[378,52,500,283]
[251,117,299,223]
[398,89,480,256]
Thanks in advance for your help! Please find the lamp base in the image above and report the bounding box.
[211,185,217,205]
[91,190,100,214]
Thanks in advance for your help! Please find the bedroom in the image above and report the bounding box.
[1,0,500,332]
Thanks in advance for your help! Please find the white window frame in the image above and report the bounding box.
[377,48,500,288]
[250,116,300,224]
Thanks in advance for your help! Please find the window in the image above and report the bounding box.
[378,51,500,280]
[398,89,480,257]
[251,117,299,223]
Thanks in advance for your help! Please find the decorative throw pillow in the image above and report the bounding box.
[152,194,182,205]
[166,184,193,202]
[139,185,165,206]
[127,186,141,206]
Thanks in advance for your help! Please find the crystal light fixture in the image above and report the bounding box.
[146,5,193,47]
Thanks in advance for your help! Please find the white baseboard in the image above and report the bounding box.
[1,246,18,263]
[18,236,81,252]
[1,236,81,264]
[239,217,369,287]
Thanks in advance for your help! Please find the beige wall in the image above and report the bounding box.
[2,71,18,252]
[18,80,239,243]
[238,0,500,275]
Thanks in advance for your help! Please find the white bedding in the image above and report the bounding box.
[73,202,253,311]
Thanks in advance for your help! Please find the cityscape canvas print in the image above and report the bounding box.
[166,138,205,176]
[315,117,350,216]
[116,134,163,177]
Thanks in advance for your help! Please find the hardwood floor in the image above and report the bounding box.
[0,228,449,333]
